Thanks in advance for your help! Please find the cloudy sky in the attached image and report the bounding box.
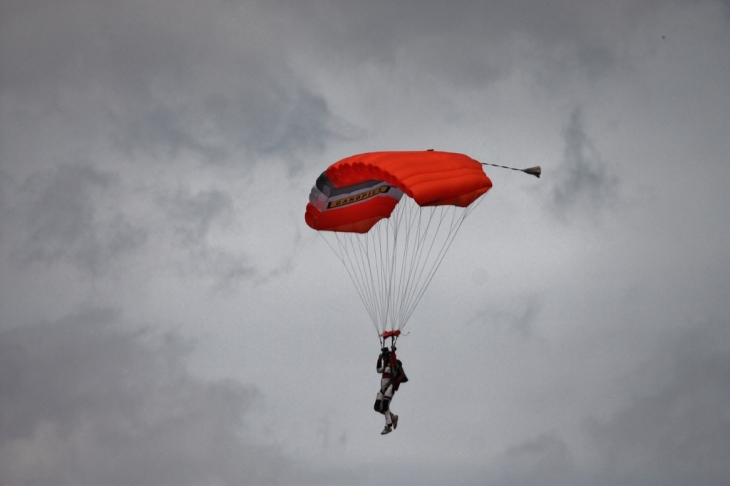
[1,1,729,485]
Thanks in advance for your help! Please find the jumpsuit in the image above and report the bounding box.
[374,353,397,427]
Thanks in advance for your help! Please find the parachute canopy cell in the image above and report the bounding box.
[305,151,492,233]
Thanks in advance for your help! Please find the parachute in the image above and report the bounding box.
[305,150,492,345]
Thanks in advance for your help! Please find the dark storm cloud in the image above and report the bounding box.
[0,309,335,486]
[13,164,147,275]
[587,319,730,485]
[549,109,619,219]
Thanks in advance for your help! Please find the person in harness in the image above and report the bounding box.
[374,345,408,435]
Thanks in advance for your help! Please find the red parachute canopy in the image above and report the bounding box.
[305,151,492,233]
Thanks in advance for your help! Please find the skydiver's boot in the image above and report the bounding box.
[392,414,398,430]
[381,424,392,435]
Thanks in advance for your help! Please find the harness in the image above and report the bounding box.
[378,331,405,395]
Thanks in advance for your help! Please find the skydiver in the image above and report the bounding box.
[374,346,407,435]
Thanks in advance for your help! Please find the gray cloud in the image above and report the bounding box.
[588,319,730,485]
[163,189,232,246]
[12,164,147,275]
[1,1,729,484]
[549,108,619,220]
[0,0,342,165]
[286,1,658,85]
[0,308,338,486]
[497,430,575,485]
[183,247,257,289]
[109,82,340,165]
[0,169,10,243]
[468,294,542,340]
[0,0,663,176]
[157,188,256,285]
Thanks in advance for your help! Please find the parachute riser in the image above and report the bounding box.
[380,329,401,351]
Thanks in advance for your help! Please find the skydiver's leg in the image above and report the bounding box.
[376,390,393,434]
[383,385,394,426]
[383,406,392,426]
[374,391,385,414]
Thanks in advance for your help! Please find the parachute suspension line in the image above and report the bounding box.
[389,197,429,331]
[382,207,397,334]
[375,198,410,334]
[399,194,487,329]
[397,204,455,330]
[363,226,380,333]
[352,230,379,330]
[372,216,389,334]
[331,230,388,337]
[359,231,382,333]
[392,200,423,330]
[320,193,485,338]
[327,232,379,334]
[380,198,408,334]
[366,213,397,335]
[394,206,432,328]
[389,197,408,330]
[387,200,412,331]
[362,231,382,334]
[393,201,443,329]
[401,204,450,323]
[376,219,393,334]
[338,235,373,324]
[401,205,468,328]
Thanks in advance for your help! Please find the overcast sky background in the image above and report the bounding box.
[1,1,729,485]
